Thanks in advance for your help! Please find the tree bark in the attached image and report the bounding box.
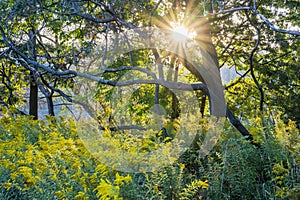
[29,29,38,120]
[195,16,260,147]
[29,73,38,119]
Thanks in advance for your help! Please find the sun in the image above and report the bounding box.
[150,2,208,50]
[171,23,196,43]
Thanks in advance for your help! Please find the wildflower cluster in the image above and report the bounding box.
[0,116,131,199]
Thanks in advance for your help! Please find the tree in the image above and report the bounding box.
[0,0,300,199]
[211,0,300,128]
[0,0,299,143]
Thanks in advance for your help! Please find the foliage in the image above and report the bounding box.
[0,116,132,199]
[0,114,299,199]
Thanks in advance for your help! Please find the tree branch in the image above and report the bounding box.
[71,1,116,24]
[246,11,264,111]
[226,108,260,147]
[76,71,208,92]
[200,6,300,36]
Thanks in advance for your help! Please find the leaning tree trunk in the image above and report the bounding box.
[195,16,260,147]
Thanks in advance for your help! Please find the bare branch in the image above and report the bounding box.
[246,11,264,111]
[71,1,116,24]
[148,0,163,26]
[0,26,77,77]
[76,71,209,93]
[251,8,300,36]
[226,108,260,147]
[199,6,300,36]
[100,66,158,79]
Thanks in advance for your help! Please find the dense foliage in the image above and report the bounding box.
[0,112,299,199]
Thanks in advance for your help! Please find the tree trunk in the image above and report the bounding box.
[29,29,38,120]
[46,94,55,116]
[194,15,260,147]
[29,73,38,119]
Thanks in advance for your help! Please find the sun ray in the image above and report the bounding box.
[150,0,217,68]
[151,1,207,43]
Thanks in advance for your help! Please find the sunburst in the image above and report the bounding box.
[171,22,196,43]
[151,1,211,56]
